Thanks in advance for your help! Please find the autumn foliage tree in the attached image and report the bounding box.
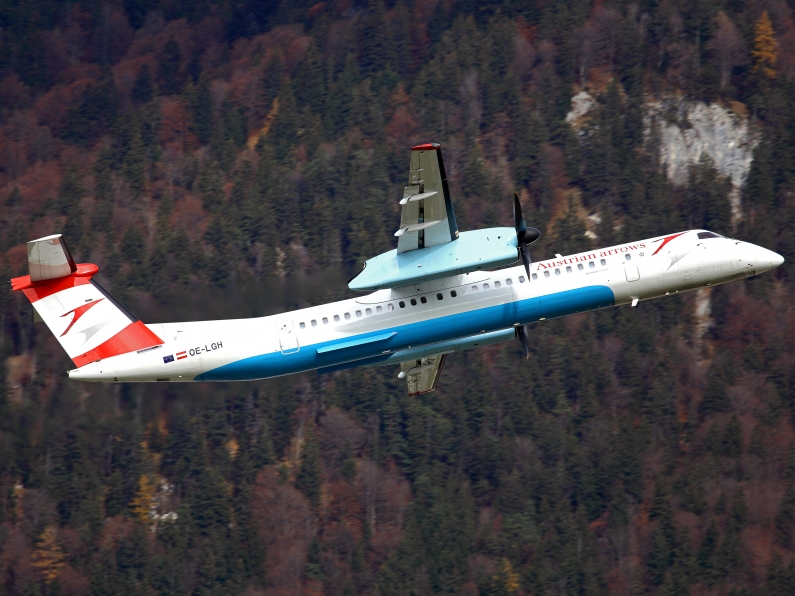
[32,525,65,586]
[752,11,778,80]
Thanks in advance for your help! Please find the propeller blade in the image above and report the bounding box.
[519,242,531,279]
[513,192,540,279]
[514,192,527,240]
[516,324,530,360]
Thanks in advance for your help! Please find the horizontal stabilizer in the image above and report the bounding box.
[28,234,77,282]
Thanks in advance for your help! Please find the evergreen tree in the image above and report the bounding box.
[131,63,155,105]
[61,69,119,144]
[158,38,182,95]
[700,351,735,415]
[295,429,321,507]
[721,415,743,458]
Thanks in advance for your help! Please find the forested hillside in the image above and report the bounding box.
[2,0,795,594]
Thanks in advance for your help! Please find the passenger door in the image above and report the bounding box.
[277,320,300,354]
[624,263,640,282]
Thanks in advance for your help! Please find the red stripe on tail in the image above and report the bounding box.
[11,263,99,302]
[72,321,163,368]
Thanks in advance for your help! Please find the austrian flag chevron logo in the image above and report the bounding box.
[60,299,105,336]
[652,232,687,255]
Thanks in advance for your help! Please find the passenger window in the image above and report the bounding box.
[399,301,405,308]
[589,261,595,269]
[506,278,512,286]
[450,290,457,297]
[355,310,362,317]
[334,315,340,322]
[410,298,417,306]
[600,259,606,266]
[519,276,526,283]
[311,320,317,327]
[577,264,584,271]
[299,322,306,329]
[555,269,561,276]
[471,286,479,292]
[483,283,490,290]
[365,308,372,316]
[387,303,394,311]
[495,281,501,288]
[421,296,427,304]
[344,312,351,320]
[532,273,538,280]
[322,317,328,324]
[566,266,572,273]
[544,271,550,278]
[436,293,443,300]
[376,305,383,313]
[625,254,631,261]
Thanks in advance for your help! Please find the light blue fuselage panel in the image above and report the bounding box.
[196,285,615,382]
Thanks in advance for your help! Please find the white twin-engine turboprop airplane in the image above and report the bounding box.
[11,144,784,394]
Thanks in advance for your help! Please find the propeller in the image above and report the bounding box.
[512,192,540,361]
[513,191,541,280]
[516,324,530,360]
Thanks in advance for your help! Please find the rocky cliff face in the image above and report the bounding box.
[567,92,758,221]
[645,99,758,188]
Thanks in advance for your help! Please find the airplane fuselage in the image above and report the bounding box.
[67,230,782,383]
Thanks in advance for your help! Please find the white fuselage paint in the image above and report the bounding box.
[68,230,783,383]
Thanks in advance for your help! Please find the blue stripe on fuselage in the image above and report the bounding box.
[196,285,615,381]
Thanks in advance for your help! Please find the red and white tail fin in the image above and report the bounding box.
[10,234,163,368]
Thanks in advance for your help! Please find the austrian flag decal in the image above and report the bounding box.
[177,351,187,360]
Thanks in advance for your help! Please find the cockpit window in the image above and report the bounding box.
[697,231,722,239]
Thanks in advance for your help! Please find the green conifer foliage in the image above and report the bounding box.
[188,74,214,144]
[158,38,182,95]
[62,70,119,144]
[721,415,743,458]
[131,63,155,105]
[700,351,735,415]
[295,429,321,507]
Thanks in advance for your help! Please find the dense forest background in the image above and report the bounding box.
[2,0,795,594]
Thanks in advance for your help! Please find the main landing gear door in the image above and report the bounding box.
[278,320,300,354]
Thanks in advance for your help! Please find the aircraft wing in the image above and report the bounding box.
[399,354,447,396]
[396,144,459,253]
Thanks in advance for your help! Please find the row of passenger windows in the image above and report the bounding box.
[530,256,627,279]
[297,274,530,329]
[299,304,393,328]
[297,256,623,329]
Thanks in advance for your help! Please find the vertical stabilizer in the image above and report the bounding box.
[11,235,163,368]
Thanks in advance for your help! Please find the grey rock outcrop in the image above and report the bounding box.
[645,100,758,188]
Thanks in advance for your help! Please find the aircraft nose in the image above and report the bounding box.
[754,246,784,271]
